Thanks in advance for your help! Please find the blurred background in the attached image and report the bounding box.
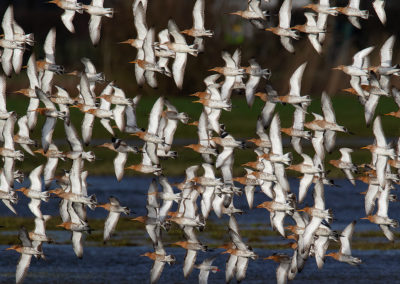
[2,0,400,95]
[0,0,400,176]
[0,3,399,283]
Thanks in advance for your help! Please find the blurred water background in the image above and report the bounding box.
[0,177,398,283]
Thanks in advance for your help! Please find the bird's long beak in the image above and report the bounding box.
[119,39,132,44]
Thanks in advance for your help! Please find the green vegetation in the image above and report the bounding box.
[1,216,398,250]
[6,92,400,177]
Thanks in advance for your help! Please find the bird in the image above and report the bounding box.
[129,28,170,88]
[0,5,25,77]
[125,148,162,175]
[83,0,114,46]
[230,0,269,29]
[57,202,92,258]
[1,112,24,188]
[79,82,116,136]
[181,0,213,52]
[48,0,83,33]
[335,0,369,29]
[8,7,32,74]
[97,138,139,181]
[372,0,386,25]
[368,35,399,93]
[326,221,362,265]
[63,118,96,163]
[124,94,144,134]
[360,184,398,242]
[119,2,148,86]
[320,91,346,153]
[132,179,169,246]
[15,165,49,218]
[29,215,53,257]
[34,143,65,189]
[131,96,165,166]
[221,215,257,283]
[291,12,325,54]
[297,178,332,259]
[0,170,18,214]
[68,57,105,93]
[265,0,299,53]
[14,53,40,132]
[7,226,44,284]
[362,73,389,126]
[269,113,292,193]
[194,255,219,284]
[35,87,68,153]
[302,0,338,44]
[281,108,311,155]
[287,153,323,203]
[141,246,175,284]
[208,50,245,102]
[173,239,207,279]
[256,183,294,237]
[333,46,374,100]
[264,253,292,284]
[157,99,188,158]
[328,148,357,186]
[96,196,130,242]
[0,75,15,141]
[272,62,311,111]
[37,28,64,94]
[361,116,395,188]
[244,59,271,107]
[165,19,198,89]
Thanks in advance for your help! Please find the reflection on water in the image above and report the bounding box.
[1,245,399,283]
[0,176,399,283]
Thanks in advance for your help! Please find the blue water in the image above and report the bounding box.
[0,176,399,283]
[5,176,398,230]
[0,246,399,283]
